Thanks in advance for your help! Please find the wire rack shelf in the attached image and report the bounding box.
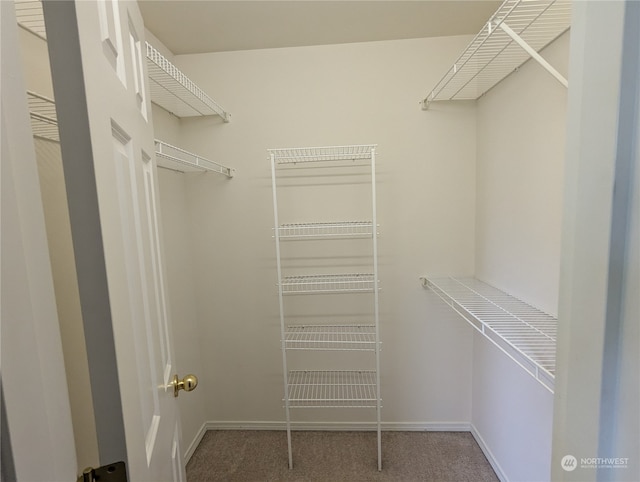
[27,91,59,142]
[154,140,234,177]
[15,0,47,41]
[277,221,374,239]
[423,276,557,392]
[146,42,230,121]
[284,325,376,351]
[287,370,378,408]
[422,0,571,109]
[281,274,377,294]
[269,144,376,165]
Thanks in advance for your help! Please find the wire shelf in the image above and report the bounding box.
[281,274,376,294]
[424,276,557,392]
[278,221,374,239]
[423,0,571,108]
[146,42,230,121]
[15,0,47,41]
[27,91,59,142]
[287,370,378,408]
[269,145,376,164]
[154,140,234,177]
[285,325,376,351]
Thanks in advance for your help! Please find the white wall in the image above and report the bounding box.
[473,32,570,482]
[162,36,478,428]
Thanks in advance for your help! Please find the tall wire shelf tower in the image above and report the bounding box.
[269,144,382,470]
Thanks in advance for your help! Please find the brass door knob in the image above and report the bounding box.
[172,374,198,397]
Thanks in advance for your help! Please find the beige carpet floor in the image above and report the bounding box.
[186,430,499,481]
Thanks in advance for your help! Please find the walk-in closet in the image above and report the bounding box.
[4,0,638,481]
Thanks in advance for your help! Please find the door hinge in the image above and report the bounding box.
[77,461,127,482]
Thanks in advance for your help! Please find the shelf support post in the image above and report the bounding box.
[270,152,293,470]
[497,21,569,89]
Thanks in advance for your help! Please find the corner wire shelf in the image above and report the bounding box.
[146,42,231,121]
[27,91,59,142]
[281,274,377,294]
[269,144,376,165]
[422,276,557,392]
[422,0,571,109]
[154,140,234,177]
[287,370,378,408]
[284,324,377,351]
[277,221,374,239]
[14,0,47,41]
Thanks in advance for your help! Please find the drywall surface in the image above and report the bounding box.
[167,36,478,426]
[473,32,570,482]
[475,31,570,317]
[472,334,554,481]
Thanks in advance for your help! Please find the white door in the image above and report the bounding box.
[43,1,186,480]
[1,2,77,480]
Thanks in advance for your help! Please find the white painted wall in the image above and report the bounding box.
[162,36,478,427]
[473,32,570,482]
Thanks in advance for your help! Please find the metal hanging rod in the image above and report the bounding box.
[421,276,557,392]
[422,0,571,109]
[146,42,231,121]
[155,140,234,177]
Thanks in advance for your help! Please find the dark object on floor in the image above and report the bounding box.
[187,430,499,481]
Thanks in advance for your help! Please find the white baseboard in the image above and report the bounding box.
[470,423,509,482]
[200,420,471,432]
[184,422,208,463]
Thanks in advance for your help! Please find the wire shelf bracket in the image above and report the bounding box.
[421,276,557,392]
[421,0,571,110]
[146,42,231,121]
[154,140,234,177]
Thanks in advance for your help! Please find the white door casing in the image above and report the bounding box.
[42,1,184,480]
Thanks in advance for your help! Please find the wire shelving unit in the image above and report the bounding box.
[284,325,376,351]
[146,42,231,121]
[422,0,571,109]
[270,144,382,471]
[270,145,376,165]
[422,276,557,392]
[287,371,378,408]
[281,274,376,294]
[27,91,59,142]
[154,140,234,177]
[15,0,47,41]
[277,221,374,239]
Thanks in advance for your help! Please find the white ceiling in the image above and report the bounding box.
[139,1,502,55]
